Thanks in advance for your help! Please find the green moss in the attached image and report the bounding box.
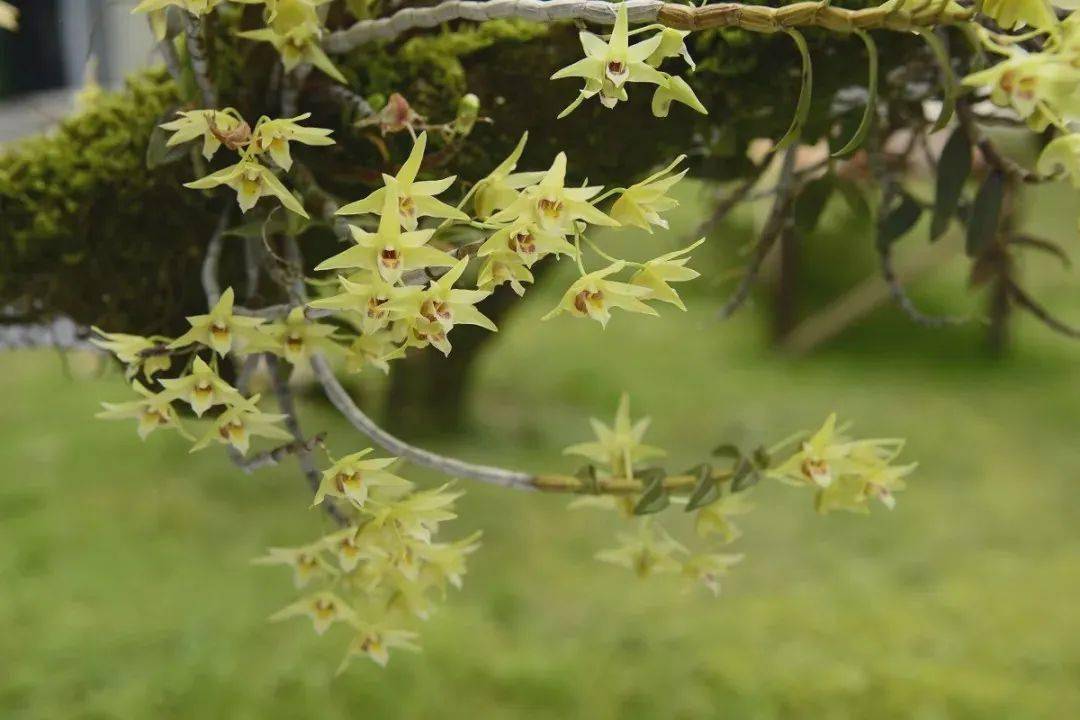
[0,69,215,334]
[0,10,932,330]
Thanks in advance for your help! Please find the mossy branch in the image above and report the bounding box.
[325,0,972,52]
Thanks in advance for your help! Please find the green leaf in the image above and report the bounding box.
[914,27,958,133]
[966,170,1005,257]
[712,443,742,460]
[794,173,836,236]
[633,468,669,515]
[931,125,972,242]
[751,445,771,470]
[877,191,923,252]
[834,177,871,227]
[730,459,760,494]
[832,29,879,158]
[686,464,721,512]
[775,29,813,152]
[145,123,188,169]
[574,464,599,494]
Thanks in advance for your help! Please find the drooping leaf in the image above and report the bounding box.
[832,29,879,158]
[730,459,760,494]
[914,27,958,132]
[794,173,836,236]
[775,29,813,151]
[686,464,721,512]
[931,125,972,242]
[836,177,871,224]
[633,468,670,515]
[711,443,742,460]
[966,170,1005,257]
[877,191,923,252]
[145,123,188,169]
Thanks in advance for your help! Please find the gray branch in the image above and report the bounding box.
[184,14,217,107]
[0,317,99,353]
[310,354,535,489]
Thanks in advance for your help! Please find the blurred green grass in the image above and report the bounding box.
[3,179,1080,719]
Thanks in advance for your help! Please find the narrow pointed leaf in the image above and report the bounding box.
[966,169,1005,257]
[775,29,813,151]
[633,468,669,515]
[686,464,721,512]
[915,27,958,133]
[832,30,879,158]
[877,191,923,252]
[931,125,972,242]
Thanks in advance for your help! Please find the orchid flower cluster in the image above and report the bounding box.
[565,398,913,595]
[164,108,334,216]
[134,0,347,83]
[958,1,1080,236]
[92,287,340,452]
[256,452,480,670]
[551,4,705,119]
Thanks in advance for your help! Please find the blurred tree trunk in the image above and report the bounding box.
[383,265,551,437]
[772,227,801,342]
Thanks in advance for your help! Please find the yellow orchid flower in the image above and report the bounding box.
[158,356,244,416]
[596,521,686,579]
[132,0,223,16]
[90,327,171,379]
[629,239,704,311]
[1037,133,1080,186]
[185,159,309,217]
[963,53,1080,130]
[471,132,546,220]
[476,251,534,296]
[551,3,668,116]
[260,307,341,364]
[0,2,18,31]
[336,132,468,230]
[489,152,618,235]
[477,217,577,267]
[388,259,496,356]
[651,75,708,118]
[309,273,422,335]
[96,381,189,440]
[169,287,267,356]
[313,449,412,509]
[681,552,744,596]
[252,544,337,588]
[249,113,334,171]
[160,110,248,162]
[337,627,420,671]
[189,395,292,455]
[269,591,357,635]
[768,414,913,513]
[415,531,482,591]
[366,483,463,544]
[319,526,376,572]
[238,23,346,83]
[610,155,687,232]
[233,0,332,23]
[344,331,408,374]
[646,28,696,70]
[543,261,657,327]
[980,0,1059,30]
[317,188,456,284]
[563,393,665,479]
[692,491,753,543]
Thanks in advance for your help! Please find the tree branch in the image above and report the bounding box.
[1008,280,1080,339]
[183,14,217,107]
[325,0,972,53]
[268,355,352,525]
[310,353,536,489]
[716,146,798,320]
